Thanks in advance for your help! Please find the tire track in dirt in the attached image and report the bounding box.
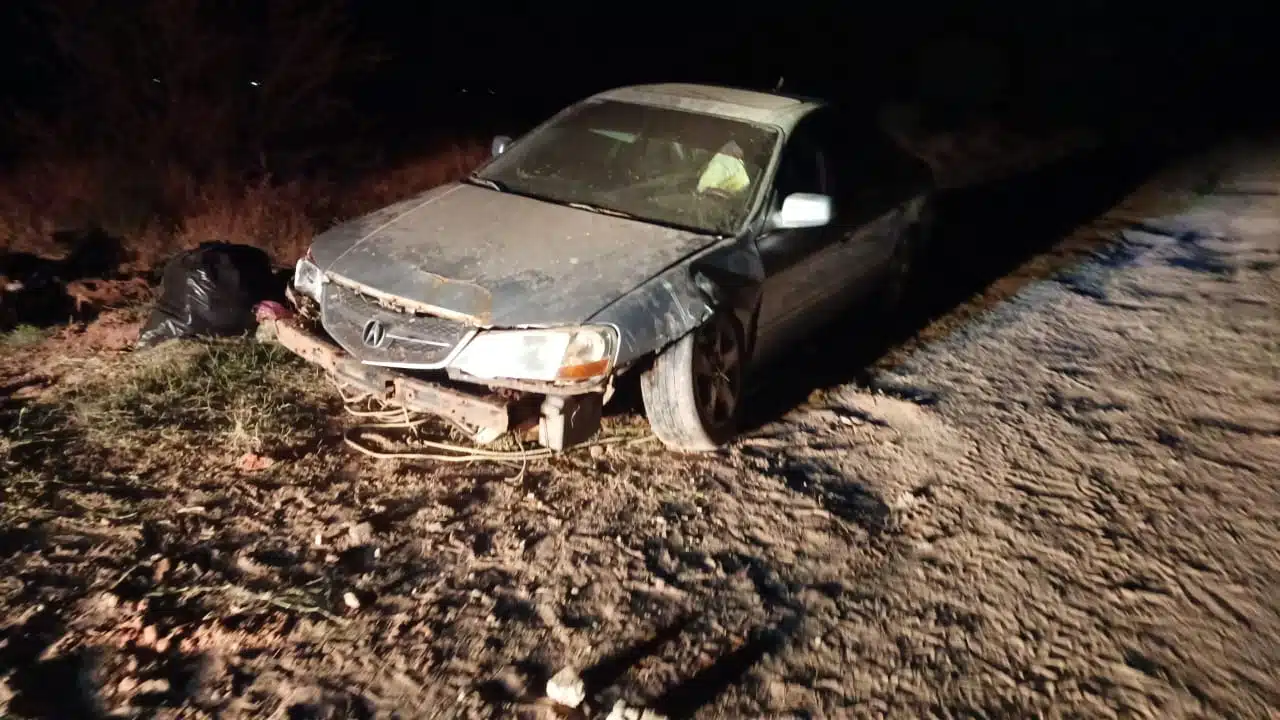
[705,141,1280,717]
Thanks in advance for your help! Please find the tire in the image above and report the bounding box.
[640,312,744,452]
[879,205,933,313]
[879,227,916,312]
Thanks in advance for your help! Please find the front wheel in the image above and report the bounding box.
[640,312,744,452]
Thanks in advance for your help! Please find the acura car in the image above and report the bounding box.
[275,83,933,451]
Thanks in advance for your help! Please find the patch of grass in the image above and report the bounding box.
[65,339,334,454]
[1,324,50,348]
[0,399,76,466]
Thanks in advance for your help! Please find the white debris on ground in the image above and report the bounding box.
[605,699,668,720]
[545,667,587,709]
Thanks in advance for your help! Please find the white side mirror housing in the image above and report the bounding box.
[771,192,833,230]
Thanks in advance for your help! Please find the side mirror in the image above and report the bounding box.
[771,192,833,230]
[490,135,513,157]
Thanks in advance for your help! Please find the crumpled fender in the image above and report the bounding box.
[589,238,765,369]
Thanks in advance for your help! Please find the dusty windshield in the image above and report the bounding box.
[475,100,780,235]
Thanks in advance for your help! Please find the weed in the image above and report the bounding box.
[0,399,75,465]
[1,324,49,348]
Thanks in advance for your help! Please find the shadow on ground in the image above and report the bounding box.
[594,140,1194,715]
[0,228,132,330]
[739,140,1177,431]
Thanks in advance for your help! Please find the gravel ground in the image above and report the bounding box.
[1,139,1276,719]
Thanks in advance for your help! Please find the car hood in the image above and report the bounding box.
[309,183,717,327]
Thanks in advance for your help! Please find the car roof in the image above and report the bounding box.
[589,83,826,133]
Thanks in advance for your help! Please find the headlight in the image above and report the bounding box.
[293,252,325,302]
[449,326,618,382]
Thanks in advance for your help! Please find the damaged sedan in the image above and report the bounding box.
[276,83,934,452]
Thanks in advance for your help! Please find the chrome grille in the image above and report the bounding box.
[320,283,473,367]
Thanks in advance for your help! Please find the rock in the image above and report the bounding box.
[152,557,171,582]
[135,677,171,695]
[347,522,374,546]
[343,592,361,609]
[606,699,668,720]
[545,667,586,708]
[253,321,278,343]
[235,453,275,472]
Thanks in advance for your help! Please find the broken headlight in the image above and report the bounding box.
[449,326,618,383]
[293,251,325,302]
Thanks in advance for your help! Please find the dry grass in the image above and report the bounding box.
[0,140,489,271]
[1,0,490,272]
[0,334,338,497]
[61,340,334,455]
[0,324,50,348]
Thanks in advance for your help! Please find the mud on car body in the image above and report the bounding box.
[276,83,934,452]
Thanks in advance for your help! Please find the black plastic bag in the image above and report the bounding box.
[136,242,278,348]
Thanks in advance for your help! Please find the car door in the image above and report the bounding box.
[817,111,917,299]
[751,111,855,364]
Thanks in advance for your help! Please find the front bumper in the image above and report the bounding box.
[273,316,511,434]
[270,317,603,450]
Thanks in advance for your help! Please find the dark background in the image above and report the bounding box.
[359,4,1275,134]
[2,2,1276,163]
[362,3,1278,149]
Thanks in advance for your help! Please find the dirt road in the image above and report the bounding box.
[1,139,1277,719]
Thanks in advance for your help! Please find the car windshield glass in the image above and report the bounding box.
[475,100,780,235]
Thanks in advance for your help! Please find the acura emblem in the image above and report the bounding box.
[361,319,387,348]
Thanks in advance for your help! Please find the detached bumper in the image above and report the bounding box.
[272,317,511,435]
[270,317,606,450]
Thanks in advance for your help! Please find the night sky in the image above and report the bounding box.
[352,4,1275,130]
[1,2,1276,162]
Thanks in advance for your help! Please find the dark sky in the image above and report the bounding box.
[347,4,1276,132]
[1,2,1277,156]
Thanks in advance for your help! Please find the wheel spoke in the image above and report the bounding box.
[690,317,743,430]
[695,376,713,408]
[720,343,740,372]
[716,377,736,419]
[693,350,713,378]
[704,326,721,357]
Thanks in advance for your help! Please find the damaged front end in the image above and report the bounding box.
[276,259,611,451]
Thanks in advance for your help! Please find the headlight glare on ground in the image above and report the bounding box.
[450,326,617,382]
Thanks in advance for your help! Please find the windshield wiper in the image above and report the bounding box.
[566,202,635,219]
[464,174,505,192]
[463,181,641,223]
